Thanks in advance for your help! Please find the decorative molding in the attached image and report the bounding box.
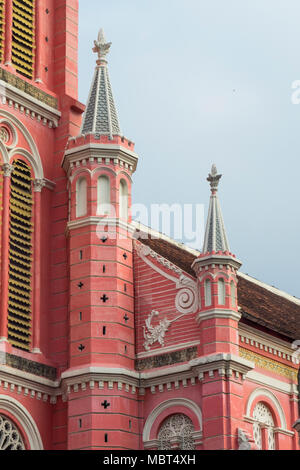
[190,353,254,380]
[0,76,60,129]
[196,308,241,323]
[244,387,287,430]
[0,395,44,450]
[2,163,14,177]
[246,370,298,395]
[136,346,198,371]
[33,179,47,193]
[239,348,298,381]
[136,340,199,359]
[142,398,203,443]
[238,428,251,450]
[143,310,171,351]
[0,68,58,109]
[135,241,199,317]
[0,352,56,381]
[63,143,138,174]
[239,324,296,364]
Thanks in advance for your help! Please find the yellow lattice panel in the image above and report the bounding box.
[8,159,33,351]
[12,0,35,79]
[0,1,4,62]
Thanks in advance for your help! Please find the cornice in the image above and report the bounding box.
[66,217,136,234]
[0,78,61,128]
[196,308,241,323]
[62,142,139,173]
[189,353,254,379]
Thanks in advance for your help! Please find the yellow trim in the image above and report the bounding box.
[10,213,33,226]
[8,331,31,342]
[7,322,31,335]
[8,339,30,350]
[8,300,31,313]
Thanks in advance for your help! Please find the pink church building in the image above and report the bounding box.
[0,0,299,451]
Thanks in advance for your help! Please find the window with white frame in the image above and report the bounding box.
[97,175,110,215]
[252,402,276,450]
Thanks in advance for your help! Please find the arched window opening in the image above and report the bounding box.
[12,0,36,79]
[252,402,275,450]
[204,279,212,306]
[76,177,87,218]
[8,159,33,351]
[230,280,236,308]
[0,414,25,450]
[97,175,110,215]
[218,278,225,305]
[158,414,195,450]
[119,179,128,220]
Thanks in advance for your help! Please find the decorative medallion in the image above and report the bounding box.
[158,414,195,450]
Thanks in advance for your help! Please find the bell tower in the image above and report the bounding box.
[62,29,140,450]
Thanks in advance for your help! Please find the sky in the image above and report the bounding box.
[78,0,300,299]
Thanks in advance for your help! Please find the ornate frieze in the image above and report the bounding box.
[239,347,298,381]
[0,352,57,381]
[0,68,58,109]
[135,346,198,371]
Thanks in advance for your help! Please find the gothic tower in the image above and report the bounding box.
[191,165,252,450]
[61,29,140,450]
[0,0,83,450]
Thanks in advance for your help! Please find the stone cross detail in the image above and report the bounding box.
[101,400,110,409]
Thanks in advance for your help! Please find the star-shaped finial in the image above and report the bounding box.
[93,28,112,63]
[207,164,222,192]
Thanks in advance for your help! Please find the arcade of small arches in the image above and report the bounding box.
[75,171,129,221]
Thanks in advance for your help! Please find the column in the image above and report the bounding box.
[0,163,14,341]
[32,178,45,353]
[4,0,13,66]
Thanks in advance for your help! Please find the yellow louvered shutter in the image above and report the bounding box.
[8,159,33,351]
[0,1,4,62]
[12,0,35,79]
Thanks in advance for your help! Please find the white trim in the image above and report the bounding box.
[0,110,44,178]
[143,398,202,442]
[245,387,287,429]
[136,340,200,359]
[245,370,298,395]
[0,80,60,128]
[0,395,43,449]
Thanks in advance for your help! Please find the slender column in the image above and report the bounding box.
[34,0,44,83]
[32,179,45,353]
[0,164,14,341]
[4,0,13,66]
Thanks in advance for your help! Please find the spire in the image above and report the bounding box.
[202,164,230,254]
[80,29,122,138]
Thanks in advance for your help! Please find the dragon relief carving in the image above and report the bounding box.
[143,310,186,351]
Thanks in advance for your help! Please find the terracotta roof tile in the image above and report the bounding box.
[136,232,300,340]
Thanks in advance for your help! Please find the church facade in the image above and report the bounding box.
[0,0,299,451]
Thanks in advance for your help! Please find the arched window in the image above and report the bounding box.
[218,278,225,305]
[0,414,25,450]
[204,279,212,306]
[97,175,110,215]
[230,280,236,308]
[119,179,128,220]
[8,159,33,351]
[252,402,275,450]
[76,177,87,218]
[158,414,195,450]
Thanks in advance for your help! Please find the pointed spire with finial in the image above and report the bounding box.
[202,164,231,254]
[80,28,121,138]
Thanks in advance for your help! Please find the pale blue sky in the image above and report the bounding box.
[78,0,300,299]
